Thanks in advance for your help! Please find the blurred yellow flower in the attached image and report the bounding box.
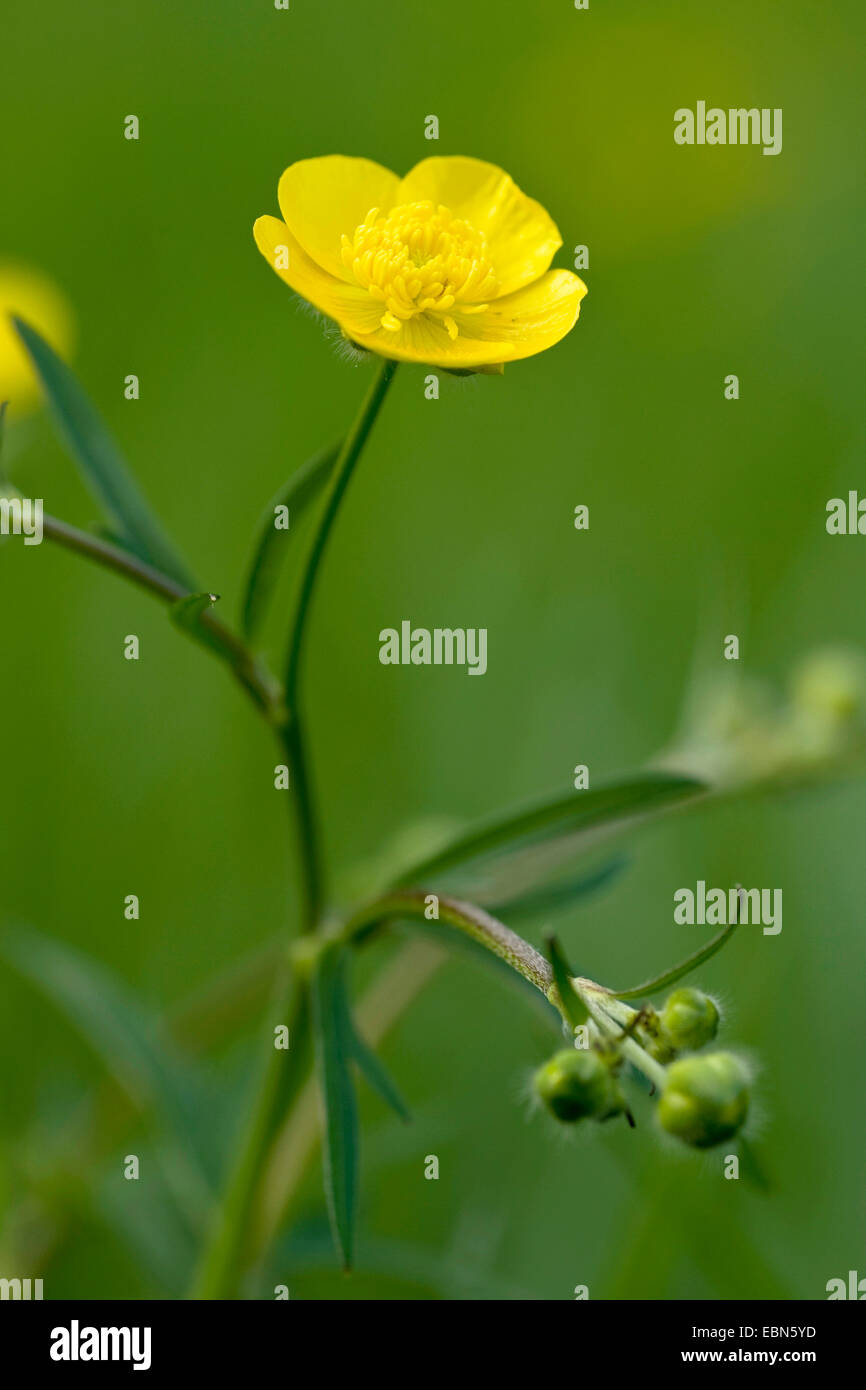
[0,263,74,417]
[254,155,587,369]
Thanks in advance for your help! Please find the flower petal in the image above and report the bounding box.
[277,155,400,283]
[337,269,586,369]
[398,156,563,296]
[0,263,74,417]
[253,215,383,337]
[451,269,587,360]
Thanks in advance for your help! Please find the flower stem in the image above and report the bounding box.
[284,358,398,706]
[190,359,398,1299]
[279,721,322,934]
[578,984,669,1091]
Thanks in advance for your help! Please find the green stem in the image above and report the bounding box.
[40,512,284,724]
[578,984,669,1091]
[190,360,398,1299]
[192,886,550,1296]
[190,974,311,1299]
[341,889,555,997]
[278,356,397,927]
[284,358,398,708]
[280,721,321,933]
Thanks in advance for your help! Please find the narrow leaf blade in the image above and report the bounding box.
[611,920,739,1000]
[311,945,359,1269]
[344,1010,411,1122]
[241,439,341,639]
[399,773,706,907]
[738,1137,773,1194]
[545,934,588,1028]
[13,317,196,588]
[0,925,211,1174]
[492,855,628,923]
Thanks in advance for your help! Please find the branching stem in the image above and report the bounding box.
[40,512,284,723]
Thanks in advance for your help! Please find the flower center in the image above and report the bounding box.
[341,200,497,339]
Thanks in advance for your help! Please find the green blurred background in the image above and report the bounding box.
[2,0,865,1299]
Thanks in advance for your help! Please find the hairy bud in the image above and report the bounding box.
[533,1049,622,1124]
[659,988,719,1052]
[657,1052,750,1148]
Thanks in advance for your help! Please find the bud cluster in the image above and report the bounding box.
[533,984,751,1150]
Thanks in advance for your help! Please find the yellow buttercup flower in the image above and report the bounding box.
[254,155,587,369]
[0,263,74,417]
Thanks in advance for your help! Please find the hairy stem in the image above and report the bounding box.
[578,983,669,1091]
[341,888,555,997]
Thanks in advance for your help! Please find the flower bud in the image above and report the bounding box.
[533,1049,622,1124]
[659,988,719,1052]
[657,1052,750,1148]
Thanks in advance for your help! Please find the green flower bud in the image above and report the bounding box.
[534,1049,622,1124]
[659,988,719,1052]
[658,1052,750,1148]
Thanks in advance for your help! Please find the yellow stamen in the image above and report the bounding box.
[344,199,498,341]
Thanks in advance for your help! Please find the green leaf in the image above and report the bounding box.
[13,317,197,589]
[545,934,588,1028]
[0,925,213,1203]
[492,855,628,923]
[168,592,280,719]
[738,1137,773,1194]
[311,944,359,1269]
[169,591,223,656]
[97,1152,198,1296]
[241,438,341,640]
[343,1007,410,1122]
[611,919,739,1000]
[398,772,706,906]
